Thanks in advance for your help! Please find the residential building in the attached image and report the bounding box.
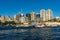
[40,9,46,21]
[4,16,11,21]
[26,13,31,21]
[31,12,36,22]
[46,9,53,21]
[0,16,5,23]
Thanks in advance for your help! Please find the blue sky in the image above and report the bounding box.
[0,0,60,18]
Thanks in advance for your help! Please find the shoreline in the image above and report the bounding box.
[43,22,60,26]
[0,22,60,27]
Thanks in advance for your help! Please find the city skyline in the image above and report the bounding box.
[0,9,53,23]
[0,0,60,18]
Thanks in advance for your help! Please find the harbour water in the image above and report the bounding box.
[0,26,60,40]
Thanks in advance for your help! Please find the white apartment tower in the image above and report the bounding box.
[46,9,53,21]
[40,9,46,21]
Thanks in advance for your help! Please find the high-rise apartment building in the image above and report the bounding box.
[26,13,31,20]
[31,12,36,21]
[46,9,53,21]
[40,9,46,21]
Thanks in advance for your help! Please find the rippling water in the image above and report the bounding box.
[0,26,60,40]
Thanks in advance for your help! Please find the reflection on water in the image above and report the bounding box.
[0,26,60,40]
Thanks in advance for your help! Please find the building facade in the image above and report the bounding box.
[4,16,11,21]
[40,9,46,21]
[26,13,31,21]
[31,12,36,21]
[46,9,53,21]
[14,15,17,21]
[0,16,5,23]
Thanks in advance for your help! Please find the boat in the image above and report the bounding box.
[34,23,45,28]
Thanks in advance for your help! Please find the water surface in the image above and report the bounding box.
[0,26,60,40]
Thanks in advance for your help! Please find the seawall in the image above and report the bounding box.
[44,22,60,26]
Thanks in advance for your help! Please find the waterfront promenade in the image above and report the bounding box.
[44,22,60,26]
